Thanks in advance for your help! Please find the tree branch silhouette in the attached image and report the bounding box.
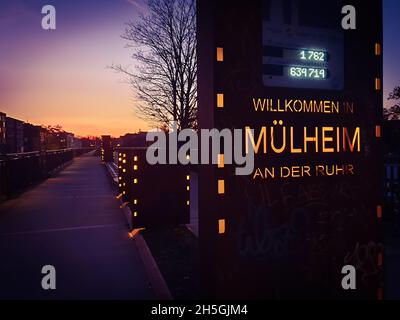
[384,85,400,120]
[111,0,197,130]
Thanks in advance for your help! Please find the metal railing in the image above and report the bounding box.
[0,148,93,200]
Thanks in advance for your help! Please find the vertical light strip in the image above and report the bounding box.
[217,47,224,62]
[217,93,224,108]
[375,43,381,56]
[375,78,381,91]
[376,205,382,218]
[218,154,225,168]
[218,180,225,194]
[375,125,382,138]
[218,219,226,234]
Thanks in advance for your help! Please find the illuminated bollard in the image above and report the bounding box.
[101,135,113,162]
[117,147,189,228]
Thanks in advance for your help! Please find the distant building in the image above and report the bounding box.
[118,132,148,148]
[40,128,48,151]
[46,132,61,150]
[23,123,47,152]
[6,117,24,154]
[0,112,6,154]
[65,132,74,149]
[46,130,74,150]
[80,137,98,148]
[72,137,82,149]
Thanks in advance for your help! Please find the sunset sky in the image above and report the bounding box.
[383,0,400,108]
[0,0,399,137]
[0,0,148,137]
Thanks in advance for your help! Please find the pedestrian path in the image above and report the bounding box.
[0,153,153,299]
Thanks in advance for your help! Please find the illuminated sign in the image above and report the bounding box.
[197,0,383,299]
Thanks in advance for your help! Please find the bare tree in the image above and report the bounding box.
[112,0,197,130]
[384,85,400,120]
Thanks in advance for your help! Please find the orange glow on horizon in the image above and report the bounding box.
[0,15,150,138]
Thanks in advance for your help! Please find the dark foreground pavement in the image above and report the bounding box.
[0,153,153,299]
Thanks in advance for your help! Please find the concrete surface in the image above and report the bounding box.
[0,153,153,299]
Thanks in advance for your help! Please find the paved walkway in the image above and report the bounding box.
[0,153,153,299]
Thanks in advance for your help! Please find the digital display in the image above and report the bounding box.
[262,0,344,90]
[288,66,328,79]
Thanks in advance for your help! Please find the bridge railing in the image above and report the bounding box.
[0,148,94,200]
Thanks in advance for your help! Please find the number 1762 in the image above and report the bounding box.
[299,50,326,62]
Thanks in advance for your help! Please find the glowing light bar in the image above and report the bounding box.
[375,43,381,56]
[217,93,224,108]
[375,125,381,138]
[218,219,226,234]
[217,47,224,62]
[377,205,382,218]
[218,180,225,194]
[218,154,224,168]
[375,78,381,90]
